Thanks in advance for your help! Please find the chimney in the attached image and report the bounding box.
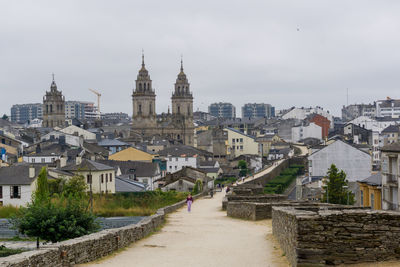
[76,156,82,165]
[29,166,35,178]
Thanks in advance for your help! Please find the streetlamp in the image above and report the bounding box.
[342,185,349,205]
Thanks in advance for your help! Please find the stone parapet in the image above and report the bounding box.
[272,206,400,266]
[0,193,204,267]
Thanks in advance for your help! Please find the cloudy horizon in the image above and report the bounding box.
[2,0,400,118]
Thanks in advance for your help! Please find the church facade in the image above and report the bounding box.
[130,55,195,145]
[43,76,65,128]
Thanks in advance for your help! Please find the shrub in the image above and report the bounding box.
[0,205,19,218]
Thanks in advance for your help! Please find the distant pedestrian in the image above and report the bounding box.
[186,193,193,212]
[226,186,230,193]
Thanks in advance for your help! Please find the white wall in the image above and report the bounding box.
[0,185,32,206]
[292,123,322,143]
[308,140,371,182]
[166,157,197,173]
[282,107,334,128]
[60,125,96,140]
[23,155,61,164]
[225,128,259,157]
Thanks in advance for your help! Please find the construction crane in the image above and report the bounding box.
[88,88,101,119]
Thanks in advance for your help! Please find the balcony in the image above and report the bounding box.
[384,173,398,185]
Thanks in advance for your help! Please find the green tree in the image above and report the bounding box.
[63,175,88,199]
[238,160,248,177]
[12,171,97,248]
[35,167,49,203]
[1,114,8,121]
[192,180,203,195]
[321,164,355,205]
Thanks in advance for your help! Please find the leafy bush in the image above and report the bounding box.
[192,180,203,195]
[92,191,188,217]
[264,165,303,194]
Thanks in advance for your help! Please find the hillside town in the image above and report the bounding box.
[3,1,400,266]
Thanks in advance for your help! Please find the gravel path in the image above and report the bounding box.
[81,192,289,267]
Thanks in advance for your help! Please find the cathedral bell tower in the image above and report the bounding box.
[171,59,194,144]
[43,74,65,128]
[131,53,157,133]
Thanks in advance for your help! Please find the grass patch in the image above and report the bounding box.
[92,191,188,217]
[0,245,25,257]
[0,205,19,218]
[264,165,304,194]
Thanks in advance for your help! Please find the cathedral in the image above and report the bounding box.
[130,55,195,145]
[43,75,65,128]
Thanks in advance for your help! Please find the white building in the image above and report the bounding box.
[0,165,43,206]
[381,143,400,211]
[291,123,322,143]
[59,125,96,141]
[376,98,400,118]
[166,156,197,173]
[308,140,371,183]
[282,107,334,128]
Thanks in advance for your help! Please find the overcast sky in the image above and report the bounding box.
[1,0,400,117]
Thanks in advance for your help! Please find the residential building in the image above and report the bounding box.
[193,111,216,122]
[358,172,382,210]
[256,134,284,156]
[158,145,212,173]
[381,125,400,146]
[241,103,275,119]
[97,139,130,155]
[64,101,92,120]
[10,103,43,124]
[208,102,236,119]
[159,167,211,192]
[43,76,66,128]
[59,159,115,194]
[291,123,322,143]
[308,114,331,139]
[341,103,376,122]
[381,143,400,211]
[225,128,259,158]
[59,125,97,140]
[376,98,400,118]
[97,160,161,191]
[282,107,334,128]
[308,140,371,182]
[0,165,43,206]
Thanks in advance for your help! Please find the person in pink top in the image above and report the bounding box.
[186,193,193,212]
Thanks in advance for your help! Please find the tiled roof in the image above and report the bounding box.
[359,172,381,186]
[61,159,114,172]
[97,160,159,177]
[0,164,43,185]
[381,142,400,152]
[97,139,130,147]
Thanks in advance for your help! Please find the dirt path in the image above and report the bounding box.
[81,192,289,267]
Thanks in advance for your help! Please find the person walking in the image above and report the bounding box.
[186,193,193,212]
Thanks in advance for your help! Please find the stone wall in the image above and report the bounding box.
[227,201,365,221]
[272,206,400,266]
[222,194,287,210]
[0,193,204,267]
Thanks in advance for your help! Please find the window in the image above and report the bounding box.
[360,191,364,207]
[143,179,148,185]
[10,186,21,199]
[370,193,374,210]
[236,139,239,142]
[32,158,35,163]
[109,173,112,182]
[106,173,108,183]
[0,186,2,198]
[138,104,142,114]
[101,174,104,183]
[240,146,243,150]
[232,138,235,143]
[240,138,243,143]
[41,158,45,163]
[175,166,177,170]
[169,166,172,169]
[87,174,92,184]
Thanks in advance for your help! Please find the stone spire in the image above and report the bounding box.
[50,73,57,92]
[173,57,191,97]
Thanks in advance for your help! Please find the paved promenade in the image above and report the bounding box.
[82,192,289,267]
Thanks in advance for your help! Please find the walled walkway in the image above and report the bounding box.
[81,192,289,267]
[237,158,286,185]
